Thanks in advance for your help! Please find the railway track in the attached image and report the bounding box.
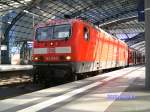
[0,67,120,100]
[0,70,32,86]
[0,70,75,100]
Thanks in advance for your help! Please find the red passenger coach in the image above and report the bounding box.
[128,48,135,65]
[128,48,145,65]
[32,19,129,84]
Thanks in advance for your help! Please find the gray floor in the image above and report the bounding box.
[0,66,146,112]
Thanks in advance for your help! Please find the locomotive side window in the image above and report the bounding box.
[84,27,90,41]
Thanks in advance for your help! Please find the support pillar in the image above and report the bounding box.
[0,35,1,64]
[145,0,150,89]
[1,35,10,64]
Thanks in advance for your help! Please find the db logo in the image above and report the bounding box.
[47,56,59,61]
[48,48,55,53]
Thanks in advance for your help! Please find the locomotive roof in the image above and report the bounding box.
[35,19,74,28]
[35,18,127,47]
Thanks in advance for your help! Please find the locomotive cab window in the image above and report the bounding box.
[35,24,71,41]
[84,27,90,41]
[36,26,53,41]
[54,24,71,39]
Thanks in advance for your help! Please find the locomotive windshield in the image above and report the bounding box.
[36,24,71,41]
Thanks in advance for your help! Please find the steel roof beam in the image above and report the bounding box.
[59,0,98,22]
[125,33,144,42]
[100,16,137,28]
[3,0,41,41]
[97,9,137,25]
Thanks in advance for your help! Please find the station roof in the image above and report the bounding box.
[0,0,145,53]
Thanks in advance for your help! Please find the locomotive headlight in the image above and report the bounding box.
[50,42,53,46]
[66,56,71,60]
[34,57,38,60]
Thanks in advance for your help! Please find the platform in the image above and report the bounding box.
[0,66,147,112]
[0,65,33,72]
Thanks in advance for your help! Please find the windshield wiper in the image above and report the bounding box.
[65,37,69,41]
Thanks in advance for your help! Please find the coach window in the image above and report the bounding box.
[84,27,90,41]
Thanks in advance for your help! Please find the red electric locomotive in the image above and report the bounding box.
[32,19,133,84]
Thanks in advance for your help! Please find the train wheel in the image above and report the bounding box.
[69,73,78,81]
[42,69,54,87]
[77,74,85,80]
[33,67,40,83]
[74,74,78,81]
